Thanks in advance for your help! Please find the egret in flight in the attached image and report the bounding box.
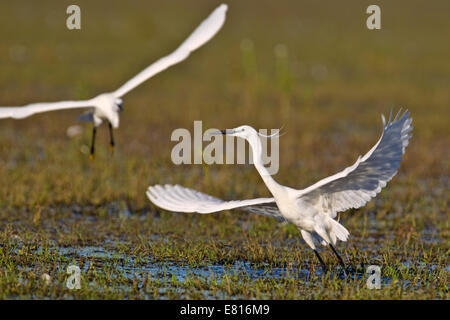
[0,4,228,160]
[147,110,413,270]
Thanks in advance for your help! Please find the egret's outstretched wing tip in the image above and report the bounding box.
[297,108,413,216]
[145,184,281,219]
[218,3,228,12]
[0,100,93,120]
[113,3,228,98]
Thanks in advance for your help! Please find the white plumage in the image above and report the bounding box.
[296,110,413,219]
[113,4,227,98]
[0,100,92,120]
[147,110,413,264]
[147,184,284,220]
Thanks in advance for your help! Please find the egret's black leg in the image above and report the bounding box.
[108,122,115,154]
[313,250,328,272]
[329,244,346,270]
[90,126,97,161]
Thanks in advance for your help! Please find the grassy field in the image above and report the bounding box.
[0,0,448,299]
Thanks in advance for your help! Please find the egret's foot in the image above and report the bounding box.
[109,145,115,155]
[89,154,94,161]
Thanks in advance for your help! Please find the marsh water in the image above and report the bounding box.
[8,235,446,298]
[3,201,448,298]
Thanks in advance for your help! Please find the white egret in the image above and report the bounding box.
[147,110,413,270]
[0,4,228,160]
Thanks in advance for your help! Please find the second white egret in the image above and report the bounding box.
[0,4,228,159]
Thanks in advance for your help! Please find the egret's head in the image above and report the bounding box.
[211,125,257,140]
[211,125,283,142]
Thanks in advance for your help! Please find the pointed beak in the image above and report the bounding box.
[211,129,234,135]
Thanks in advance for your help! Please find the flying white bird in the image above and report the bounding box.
[147,110,413,270]
[0,4,228,160]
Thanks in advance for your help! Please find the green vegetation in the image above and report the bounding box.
[0,0,448,299]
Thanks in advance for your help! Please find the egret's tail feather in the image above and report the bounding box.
[330,219,350,242]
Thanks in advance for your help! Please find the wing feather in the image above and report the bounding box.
[296,110,413,217]
[114,4,227,98]
[0,100,93,120]
[147,184,284,221]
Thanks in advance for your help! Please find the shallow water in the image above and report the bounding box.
[30,244,400,297]
[51,244,319,281]
[5,217,447,298]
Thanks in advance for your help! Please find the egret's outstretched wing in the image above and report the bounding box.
[0,100,94,120]
[113,4,228,98]
[296,110,413,218]
[147,184,284,221]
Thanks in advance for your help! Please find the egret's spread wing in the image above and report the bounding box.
[113,4,227,98]
[147,184,284,220]
[296,110,413,218]
[0,100,94,120]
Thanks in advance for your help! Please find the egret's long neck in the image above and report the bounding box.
[248,135,284,198]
